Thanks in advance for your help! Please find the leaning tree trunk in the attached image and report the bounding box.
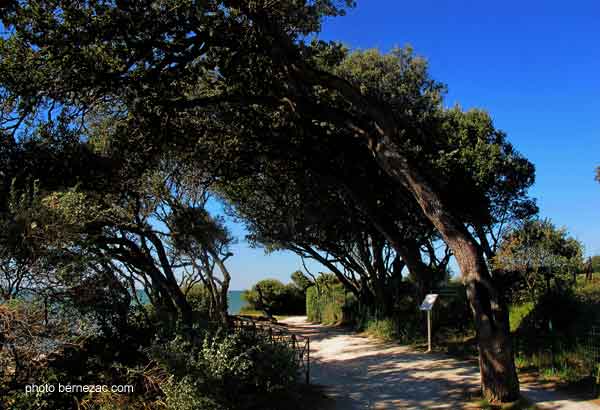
[253,54,519,400]
[378,150,520,402]
[212,251,232,325]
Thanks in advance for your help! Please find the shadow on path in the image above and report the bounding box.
[281,317,600,410]
[282,317,479,409]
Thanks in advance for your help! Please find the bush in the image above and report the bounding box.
[514,288,583,366]
[305,286,319,322]
[306,284,348,324]
[1,389,56,410]
[364,319,397,341]
[592,255,600,273]
[152,328,299,409]
[185,285,213,318]
[162,376,222,410]
[242,279,305,316]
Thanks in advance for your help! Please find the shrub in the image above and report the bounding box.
[514,287,583,370]
[152,328,299,409]
[305,284,348,324]
[305,286,319,322]
[592,255,600,273]
[511,284,600,384]
[364,319,397,341]
[242,279,305,316]
[185,285,213,318]
[162,376,222,410]
[1,390,56,410]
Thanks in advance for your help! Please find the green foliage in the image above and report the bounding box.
[511,280,600,385]
[575,279,600,305]
[515,343,597,385]
[170,206,232,254]
[1,389,56,410]
[592,255,600,273]
[494,218,584,303]
[153,329,299,409]
[236,307,265,316]
[473,397,536,410]
[515,288,581,342]
[290,270,313,291]
[305,283,349,324]
[330,47,536,230]
[332,47,444,116]
[184,285,213,319]
[363,318,397,342]
[305,286,318,322]
[162,376,223,410]
[242,278,305,316]
[509,302,535,333]
[0,0,539,401]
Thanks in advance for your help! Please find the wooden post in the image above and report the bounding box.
[420,294,438,353]
[427,310,432,353]
[306,338,310,385]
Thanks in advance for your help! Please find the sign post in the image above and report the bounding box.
[419,294,438,353]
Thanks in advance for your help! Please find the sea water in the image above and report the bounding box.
[135,290,245,315]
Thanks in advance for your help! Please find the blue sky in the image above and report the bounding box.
[225,1,600,290]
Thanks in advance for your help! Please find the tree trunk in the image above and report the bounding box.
[398,241,432,303]
[213,252,232,324]
[276,56,519,401]
[377,150,520,403]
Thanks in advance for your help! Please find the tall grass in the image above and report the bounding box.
[363,318,397,341]
[306,285,349,324]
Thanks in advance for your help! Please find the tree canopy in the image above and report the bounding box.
[494,218,584,302]
[0,1,538,401]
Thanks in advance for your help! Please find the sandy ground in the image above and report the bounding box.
[281,316,600,410]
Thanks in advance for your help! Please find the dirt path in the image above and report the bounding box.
[281,317,600,410]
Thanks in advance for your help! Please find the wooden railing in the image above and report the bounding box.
[231,316,310,384]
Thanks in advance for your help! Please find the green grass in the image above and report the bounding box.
[510,283,600,386]
[238,307,265,316]
[236,308,289,321]
[362,318,397,341]
[468,397,538,410]
[539,365,580,382]
[517,343,596,383]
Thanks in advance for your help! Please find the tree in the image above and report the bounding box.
[0,128,235,327]
[592,255,600,273]
[242,279,298,317]
[493,219,584,302]
[217,109,439,315]
[0,1,528,400]
[242,271,310,317]
[290,270,313,292]
[222,169,419,317]
[0,216,36,301]
[222,46,533,397]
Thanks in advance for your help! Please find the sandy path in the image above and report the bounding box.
[281,316,600,410]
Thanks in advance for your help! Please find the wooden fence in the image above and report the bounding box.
[231,316,310,384]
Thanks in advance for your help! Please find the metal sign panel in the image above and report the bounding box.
[419,294,438,311]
